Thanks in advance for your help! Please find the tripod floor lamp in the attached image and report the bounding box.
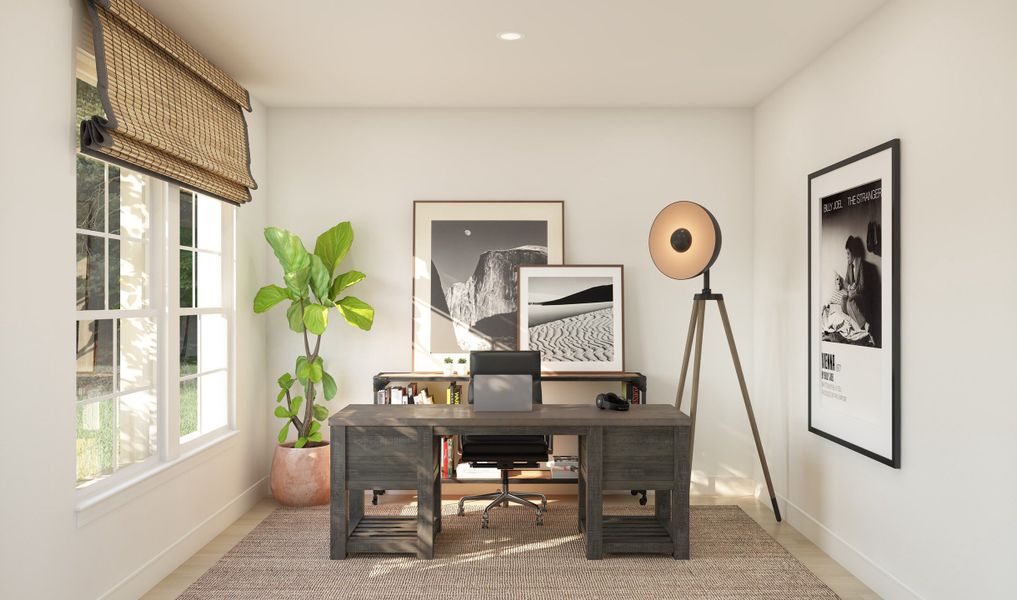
[649,201,781,522]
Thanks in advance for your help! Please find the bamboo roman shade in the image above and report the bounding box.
[80,0,257,205]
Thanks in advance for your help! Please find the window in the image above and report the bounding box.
[75,69,236,495]
[175,190,232,445]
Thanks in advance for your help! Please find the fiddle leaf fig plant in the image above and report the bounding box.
[254,222,374,448]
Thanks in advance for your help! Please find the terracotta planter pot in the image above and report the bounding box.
[270,442,330,507]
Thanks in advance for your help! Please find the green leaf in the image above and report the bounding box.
[276,389,286,403]
[314,222,354,276]
[313,404,329,421]
[291,396,303,416]
[308,431,323,443]
[309,360,323,384]
[303,303,329,336]
[321,371,337,400]
[264,227,311,273]
[336,296,375,331]
[253,285,289,313]
[296,356,310,383]
[294,437,307,449]
[330,270,365,299]
[309,255,331,302]
[284,266,310,298]
[278,422,290,444]
[309,421,321,435]
[274,406,290,419]
[286,301,305,332]
[277,373,294,390]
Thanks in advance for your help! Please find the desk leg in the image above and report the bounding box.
[416,426,435,559]
[585,427,603,560]
[330,425,347,560]
[672,425,691,560]
[349,488,364,532]
[655,490,671,526]
[577,433,586,533]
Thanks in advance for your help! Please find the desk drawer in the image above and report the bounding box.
[602,426,675,489]
[345,426,425,488]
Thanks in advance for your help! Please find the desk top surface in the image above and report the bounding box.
[329,403,689,427]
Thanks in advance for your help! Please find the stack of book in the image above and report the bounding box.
[375,382,433,404]
[440,436,458,479]
[547,456,579,479]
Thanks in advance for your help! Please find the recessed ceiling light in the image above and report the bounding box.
[497,32,524,41]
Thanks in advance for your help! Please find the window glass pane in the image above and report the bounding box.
[76,78,105,132]
[76,155,105,232]
[108,165,121,235]
[76,399,115,483]
[116,170,149,240]
[76,319,114,401]
[196,194,221,252]
[108,238,120,310]
[118,318,156,391]
[180,190,194,247]
[199,314,228,372]
[112,238,148,310]
[180,379,198,438]
[196,251,221,307]
[180,315,198,376]
[118,390,156,467]
[77,234,106,310]
[180,250,194,307]
[200,371,228,433]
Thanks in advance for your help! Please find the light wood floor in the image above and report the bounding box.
[142,494,879,600]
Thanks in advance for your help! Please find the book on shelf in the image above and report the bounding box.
[454,463,501,480]
[547,455,579,479]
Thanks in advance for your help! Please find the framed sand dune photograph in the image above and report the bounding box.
[517,265,624,373]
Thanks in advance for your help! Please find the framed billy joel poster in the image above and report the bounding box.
[808,140,900,468]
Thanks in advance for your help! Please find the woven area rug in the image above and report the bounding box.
[180,502,837,599]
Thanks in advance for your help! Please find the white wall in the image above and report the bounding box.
[752,1,1017,598]
[0,1,271,598]
[266,108,764,493]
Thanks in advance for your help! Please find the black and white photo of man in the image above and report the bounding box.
[820,180,883,348]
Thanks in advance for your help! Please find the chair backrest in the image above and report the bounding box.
[468,351,542,405]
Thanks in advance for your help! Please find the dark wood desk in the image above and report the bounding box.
[329,404,690,560]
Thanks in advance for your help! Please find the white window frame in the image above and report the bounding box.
[74,68,239,522]
[166,186,237,457]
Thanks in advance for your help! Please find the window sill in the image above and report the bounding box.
[75,429,240,528]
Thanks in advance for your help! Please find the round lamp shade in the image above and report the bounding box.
[648,201,722,280]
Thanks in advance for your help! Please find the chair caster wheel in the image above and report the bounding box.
[456,505,465,516]
[536,513,544,526]
[639,496,648,506]
[481,515,490,529]
[631,490,638,496]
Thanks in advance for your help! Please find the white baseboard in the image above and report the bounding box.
[100,477,269,600]
[779,494,924,600]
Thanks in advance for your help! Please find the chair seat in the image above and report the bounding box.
[461,434,548,458]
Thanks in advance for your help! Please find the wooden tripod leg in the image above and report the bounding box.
[674,300,701,411]
[687,300,706,459]
[716,299,782,522]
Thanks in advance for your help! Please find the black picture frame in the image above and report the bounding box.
[807,139,900,468]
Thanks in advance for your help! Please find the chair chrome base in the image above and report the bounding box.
[457,475,547,528]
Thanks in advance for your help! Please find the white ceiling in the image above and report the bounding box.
[140,0,888,108]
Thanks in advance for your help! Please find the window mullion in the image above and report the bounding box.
[225,206,237,430]
[161,184,180,461]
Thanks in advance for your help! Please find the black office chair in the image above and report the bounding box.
[456,351,549,528]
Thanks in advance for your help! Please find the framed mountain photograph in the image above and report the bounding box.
[808,139,900,467]
[517,265,624,373]
[412,201,564,371]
